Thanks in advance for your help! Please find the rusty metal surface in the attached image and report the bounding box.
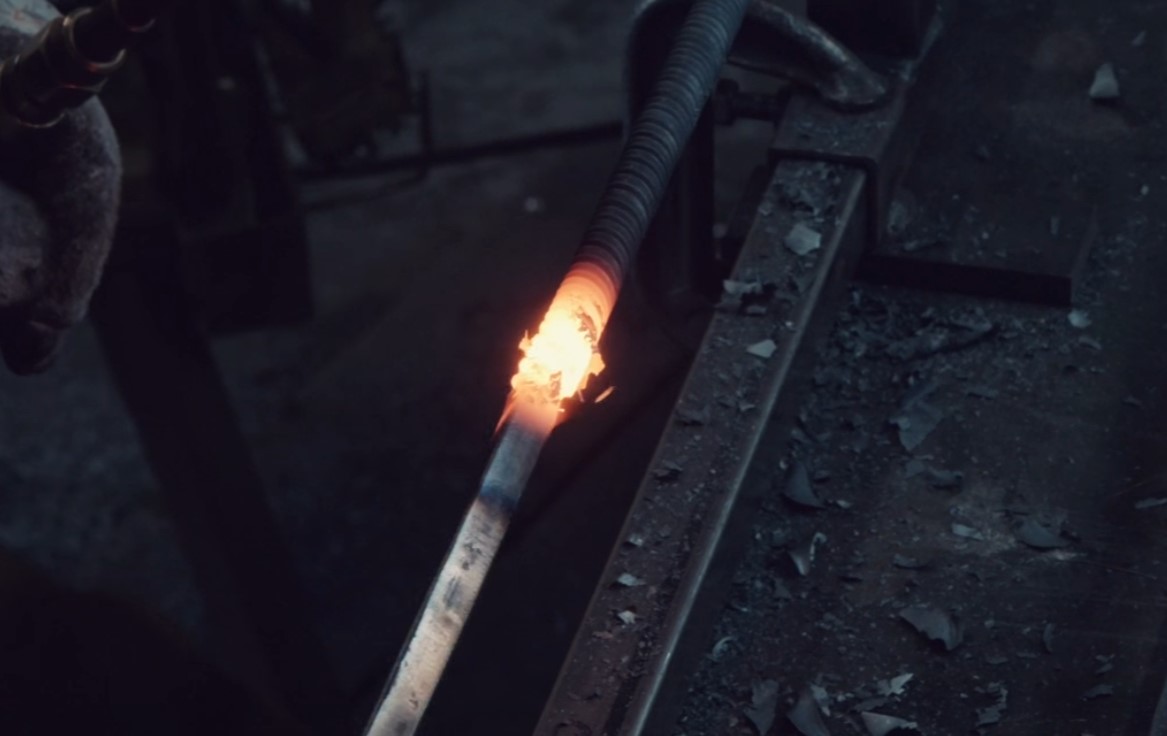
[537,81,919,735]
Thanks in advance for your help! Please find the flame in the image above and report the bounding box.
[508,263,616,423]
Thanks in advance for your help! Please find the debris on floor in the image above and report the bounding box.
[744,679,781,735]
[614,573,645,588]
[789,532,827,577]
[860,711,919,736]
[747,339,779,360]
[899,606,963,651]
[788,686,832,736]
[785,222,823,256]
[785,462,827,510]
[1088,63,1120,101]
[1015,517,1070,550]
[1068,310,1092,329]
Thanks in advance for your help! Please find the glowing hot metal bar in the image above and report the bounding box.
[362,1,751,733]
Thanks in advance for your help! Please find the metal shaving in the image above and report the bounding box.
[900,605,963,650]
[877,673,914,698]
[1082,684,1114,700]
[1015,518,1069,550]
[785,461,827,509]
[785,222,823,256]
[860,712,919,736]
[788,686,832,736]
[1089,63,1120,100]
[1068,310,1092,328]
[790,532,828,576]
[615,573,645,588]
[744,680,781,735]
[747,339,779,359]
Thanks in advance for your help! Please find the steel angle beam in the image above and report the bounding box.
[536,80,919,736]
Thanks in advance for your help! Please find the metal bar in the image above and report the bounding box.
[536,84,918,735]
[362,410,556,736]
[361,1,752,733]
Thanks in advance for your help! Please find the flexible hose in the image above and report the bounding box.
[573,0,752,326]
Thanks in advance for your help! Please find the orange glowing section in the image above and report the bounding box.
[509,263,617,417]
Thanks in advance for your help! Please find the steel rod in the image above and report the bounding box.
[362,409,555,736]
[361,0,751,733]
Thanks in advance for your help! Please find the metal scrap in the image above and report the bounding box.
[1082,684,1114,700]
[892,554,929,570]
[724,279,765,297]
[615,573,645,588]
[966,384,999,399]
[926,467,963,490]
[653,460,684,481]
[790,532,828,576]
[785,461,827,509]
[886,321,994,362]
[900,605,963,650]
[788,686,832,736]
[677,405,712,426]
[710,636,735,661]
[748,339,779,359]
[744,679,781,735]
[877,673,914,698]
[1068,310,1092,329]
[891,384,945,451]
[809,683,831,716]
[785,222,823,256]
[975,682,1008,727]
[952,523,985,541]
[1015,518,1070,550]
[1089,63,1120,100]
[860,712,919,736]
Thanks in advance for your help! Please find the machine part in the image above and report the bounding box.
[537,69,927,736]
[629,0,888,116]
[362,0,752,733]
[735,0,888,111]
[0,0,165,130]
